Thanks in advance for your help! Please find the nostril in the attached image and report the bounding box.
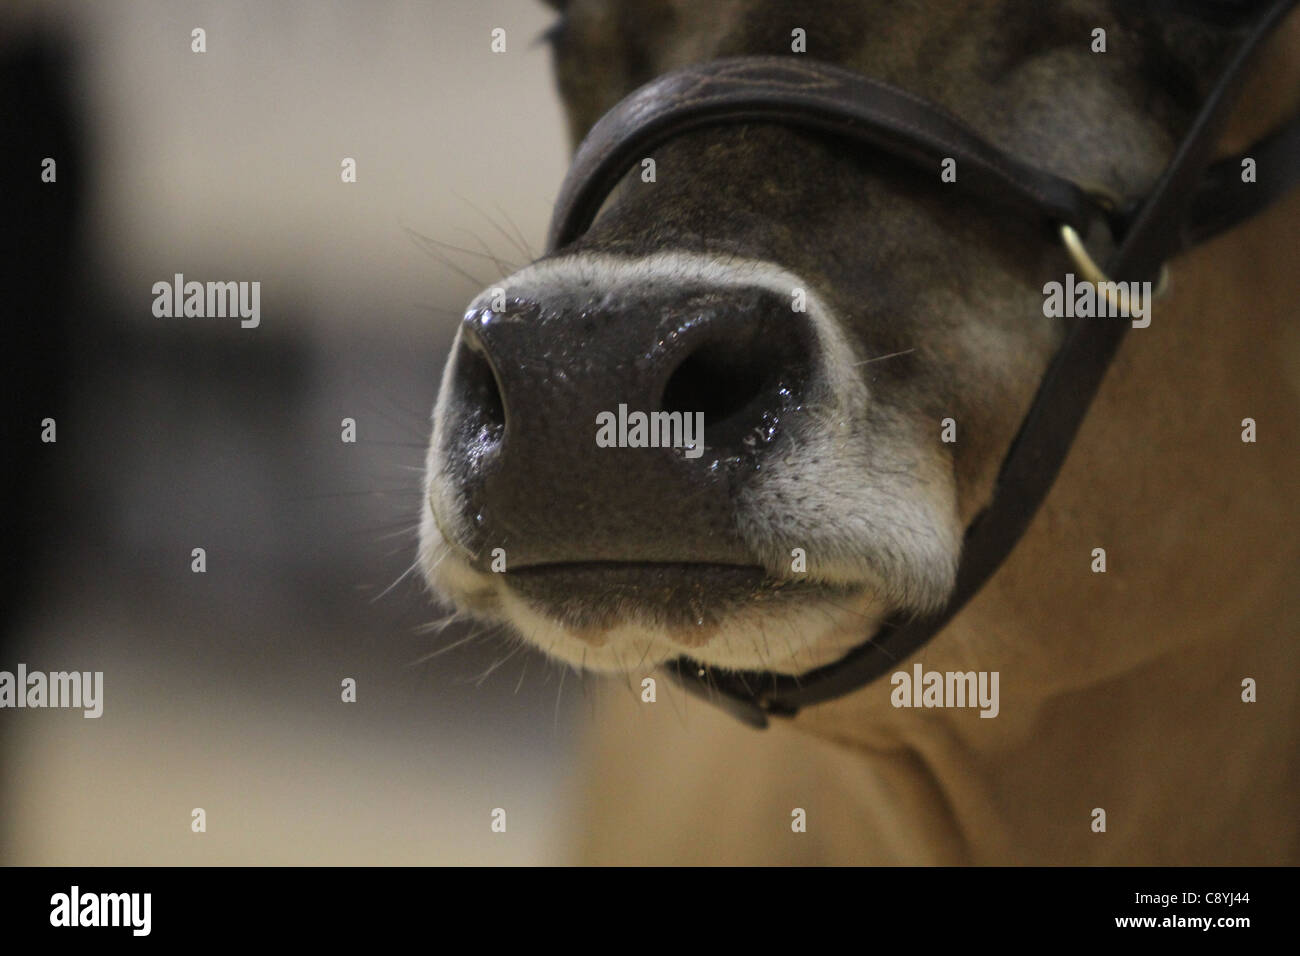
[445,333,506,469]
[660,312,815,453]
[661,340,768,431]
[461,339,506,428]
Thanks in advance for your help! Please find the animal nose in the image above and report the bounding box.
[435,283,820,568]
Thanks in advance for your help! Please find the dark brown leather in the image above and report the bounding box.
[542,0,1300,727]
[1187,105,1300,248]
[547,56,1107,253]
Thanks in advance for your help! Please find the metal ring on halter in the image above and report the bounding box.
[1060,182,1170,304]
[1059,222,1171,304]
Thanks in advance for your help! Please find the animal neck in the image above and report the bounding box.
[788,18,1300,863]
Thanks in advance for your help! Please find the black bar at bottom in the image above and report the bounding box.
[0,865,1284,941]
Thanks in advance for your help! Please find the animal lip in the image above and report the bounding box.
[507,560,766,574]
[504,561,771,601]
[500,561,817,632]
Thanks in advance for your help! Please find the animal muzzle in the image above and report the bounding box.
[433,271,821,572]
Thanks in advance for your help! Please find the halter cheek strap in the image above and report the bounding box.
[545,0,1300,728]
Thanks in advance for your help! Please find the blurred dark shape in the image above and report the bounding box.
[0,31,83,636]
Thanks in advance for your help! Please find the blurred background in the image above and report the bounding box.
[1,0,585,864]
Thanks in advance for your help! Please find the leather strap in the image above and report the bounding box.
[548,56,1109,252]
[1187,112,1300,247]
[544,1,1300,728]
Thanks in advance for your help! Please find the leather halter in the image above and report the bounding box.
[545,0,1300,728]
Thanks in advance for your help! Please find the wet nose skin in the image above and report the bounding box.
[436,282,819,570]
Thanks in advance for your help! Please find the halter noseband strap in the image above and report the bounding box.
[545,0,1300,728]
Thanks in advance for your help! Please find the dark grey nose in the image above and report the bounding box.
[436,284,820,569]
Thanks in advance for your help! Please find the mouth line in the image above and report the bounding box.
[499,561,863,597]
[490,560,875,659]
[505,560,768,575]
[495,560,857,634]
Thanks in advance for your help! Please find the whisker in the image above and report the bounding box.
[452,226,519,277]
[373,522,422,542]
[403,225,491,288]
[357,440,430,449]
[853,347,916,366]
[407,627,481,666]
[635,636,656,670]
[554,664,567,734]
[415,232,519,272]
[412,608,467,636]
[475,641,526,687]
[292,488,423,500]
[454,191,536,262]
[496,203,536,261]
[415,301,468,320]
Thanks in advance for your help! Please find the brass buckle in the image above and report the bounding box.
[1059,186,1170,306]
